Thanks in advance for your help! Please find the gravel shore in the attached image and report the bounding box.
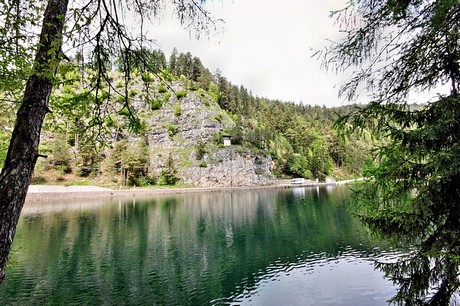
[26,185,237,201]
[26,179,361,202]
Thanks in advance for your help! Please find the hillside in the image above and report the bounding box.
[132,80,275,187]
[0,49,374,188]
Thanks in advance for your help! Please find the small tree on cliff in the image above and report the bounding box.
[0,0,218,283]
[158,153,179,185]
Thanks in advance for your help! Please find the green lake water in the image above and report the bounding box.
[0,186,403,305]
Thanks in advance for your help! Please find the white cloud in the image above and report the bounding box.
[145,0,351,107]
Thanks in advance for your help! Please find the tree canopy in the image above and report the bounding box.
[323,0,460,304]
[0,0,218,284]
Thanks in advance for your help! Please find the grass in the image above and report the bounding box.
[176,90,187,99]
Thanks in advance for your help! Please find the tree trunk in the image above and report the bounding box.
[0,0,69,283]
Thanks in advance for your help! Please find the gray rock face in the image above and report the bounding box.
[181,148,276,187]
[140,83,276,187]
[145,89,230,148]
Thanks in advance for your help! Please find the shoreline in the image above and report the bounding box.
[25,179,363,202]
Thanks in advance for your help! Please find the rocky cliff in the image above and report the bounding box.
[134,81,276,187]
[181,147,275,187]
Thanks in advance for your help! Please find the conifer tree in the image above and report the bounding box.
[169,47,178,76]
[323,1,460,303]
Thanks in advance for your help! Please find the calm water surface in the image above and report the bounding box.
[0,186,404,305]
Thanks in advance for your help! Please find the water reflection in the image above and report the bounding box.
[1,187,400,305]
[368,216,460,305]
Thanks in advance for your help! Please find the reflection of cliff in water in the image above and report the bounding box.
[3,187,393,305]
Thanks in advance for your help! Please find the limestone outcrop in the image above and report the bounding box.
[136,82,276,187]
[180,147,275,187]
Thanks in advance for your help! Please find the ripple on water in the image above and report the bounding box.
[220,247,403,306]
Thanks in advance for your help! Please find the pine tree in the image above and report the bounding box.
[324,1,460,303]
[169,48,178,76]
[159,153,178,185]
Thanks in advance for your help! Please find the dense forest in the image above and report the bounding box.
[0,48,374,186]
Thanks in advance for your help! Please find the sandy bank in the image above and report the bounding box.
[26,184,283,202]
[26,185,237,202]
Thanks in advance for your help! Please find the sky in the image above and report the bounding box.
[144,0,351,108]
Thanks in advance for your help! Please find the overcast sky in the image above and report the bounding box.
[146,0,350,107]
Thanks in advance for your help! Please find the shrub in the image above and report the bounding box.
[189,82,198,91]
[167,124,178,137]
[176,90,187,99]
[160,70,174,82]
[31,175,47,184]
[198,88,207,96]
[199,160,207,168]
[116,95,126,103]
[51,135,72,173]
[158,84,167,93]
[134,175,156,187]
[173,104,182,117]
[142,73,153,83]
[115,80,124,88]
[150,99,163,110]
[195,140,207,160]
[158,153,178,185]
[129,88,138,97]
[163,92,171,102]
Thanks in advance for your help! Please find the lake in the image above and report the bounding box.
[0,186,404,305]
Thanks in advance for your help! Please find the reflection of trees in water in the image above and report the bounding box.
[4,187,384,305]
[375,251,460,305]
[357,191,460,305]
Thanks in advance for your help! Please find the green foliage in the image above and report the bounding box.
[127,116,144,134]
[141,72,153,83]
[134,175,156,187]
[189,82,198,91]
[77,141,102,177]
[213,131,223,146]
[207,82,220,102]
[31,175,47,184]
[106,138,150,186]
[116,95,126,104]
[214,114,223,122]
[129,88,138,97]
[199,160,207,168]
[163,92,172,102]
[309,137,334,181]
[0,133,10,168]
[327,1,460,304]
[50,135,72,174]
[115,80,124,88]
[167,124,178,137]
[0,0,224,286]
[173,104,182,117]
[150,98,163,110]
[175,90,187,99]
[160,70,174,82]
[195,140,207,160]
[362,158,378,178]
[0,44,373,186]
[158,153,178,185]
[287,153,310,178]
[158,84,167,93]
[0,45,374,187]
